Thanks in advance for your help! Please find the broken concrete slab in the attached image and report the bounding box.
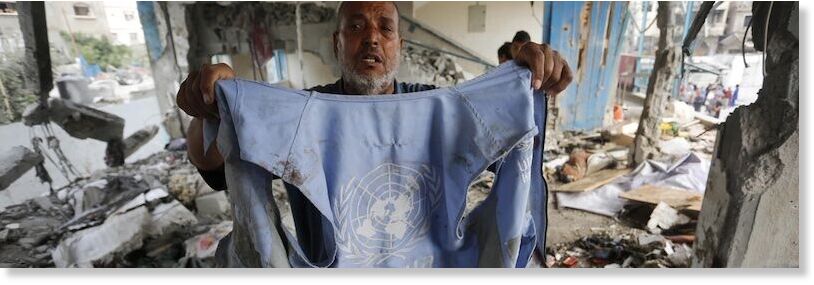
[52,206,151,268]
[145,188,170,205]
[646,202,691,234]
[123,125,160,159]
[0,146,44,190]
[46,97,125,142]
[146,200,198,237]
[195,191,230,218]
[113,193,147,215]
[21,102,49,126]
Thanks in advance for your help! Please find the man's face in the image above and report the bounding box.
[334,1,402,94]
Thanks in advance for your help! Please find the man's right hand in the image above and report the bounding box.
[177,63,236,120]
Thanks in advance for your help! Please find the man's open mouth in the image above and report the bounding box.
[361,53,383,64]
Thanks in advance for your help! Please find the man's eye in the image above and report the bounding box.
[351,24,362,30]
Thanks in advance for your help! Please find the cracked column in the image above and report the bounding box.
[692,2,798,268]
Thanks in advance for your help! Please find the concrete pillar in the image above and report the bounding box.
[692,2,798,268]
[630,1,681,166]
[138,1,191,140]
[16,2,52,107]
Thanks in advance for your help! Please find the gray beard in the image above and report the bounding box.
[338,55,399,95]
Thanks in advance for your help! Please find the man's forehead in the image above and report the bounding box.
[338,1,399,22]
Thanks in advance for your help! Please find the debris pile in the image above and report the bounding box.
[540,99,718,268]
[402,46,468,86]
[546,230,694,268]
[0,150,234,268]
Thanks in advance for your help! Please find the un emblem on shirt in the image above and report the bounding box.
[335,163,440,267]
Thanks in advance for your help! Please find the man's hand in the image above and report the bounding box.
[513,42,573,95]
[176,63,236,120]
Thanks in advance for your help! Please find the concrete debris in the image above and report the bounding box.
[45,97,125,142]
[646,202,692,234]
[145,188,170,205]
[123,125,160,159]
[195,191,230,219]
[52,206,151,268]
[1,150,233,267]
[0,146,44,190]
[146,200,198,237]
[659,137,691,158]
[168,168,215,206]
[546,231,693,268]
[402,46,469,86]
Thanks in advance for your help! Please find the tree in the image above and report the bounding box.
[60,32,133,69]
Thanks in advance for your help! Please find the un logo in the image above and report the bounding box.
[335,163,440,267]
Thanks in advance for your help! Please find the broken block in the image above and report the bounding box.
[52,206,151,268]
[146,199,198,237]
[47,97,124,142]
[195,191,230,218]
[123,124,160,158]
[0,146,44,190]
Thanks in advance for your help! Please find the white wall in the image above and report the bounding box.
[411,1,544,66]
[104,1,144,46]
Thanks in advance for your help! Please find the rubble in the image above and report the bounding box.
[146,200,198,237]
[646,202,692,234]
[402,46,469,86]
[0,146,44,190]
[122,125,160,159]
[42,97,125,142]
[0,150,234,268]
[52,206,152,268]
[195,191,230,219]
[546,230,693,268]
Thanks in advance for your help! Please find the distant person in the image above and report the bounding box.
[730,84,740,107]
[498,41,512,64]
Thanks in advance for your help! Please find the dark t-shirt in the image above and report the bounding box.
[198,79,438,190]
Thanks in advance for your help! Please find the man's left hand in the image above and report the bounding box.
[514,42,573,95]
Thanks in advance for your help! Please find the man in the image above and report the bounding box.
[497,41,512,64]
[177,1,572,266]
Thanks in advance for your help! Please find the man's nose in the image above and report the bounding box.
[362,27,380,47]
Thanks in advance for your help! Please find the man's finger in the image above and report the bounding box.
[177,71,199,117]
[200,63,236,105]
[549,59,573,95]
[540,44,554,89]
[520,44,545,90]
[189,68,219,119]
[544,51,564,90]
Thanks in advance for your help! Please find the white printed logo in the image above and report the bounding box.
[335,163,440,266]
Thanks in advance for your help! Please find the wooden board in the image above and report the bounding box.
[553,168,631,192]
[618,184,703,212]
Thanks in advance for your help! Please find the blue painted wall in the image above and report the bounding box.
[137,1,164,62]
[543,2,629,131]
